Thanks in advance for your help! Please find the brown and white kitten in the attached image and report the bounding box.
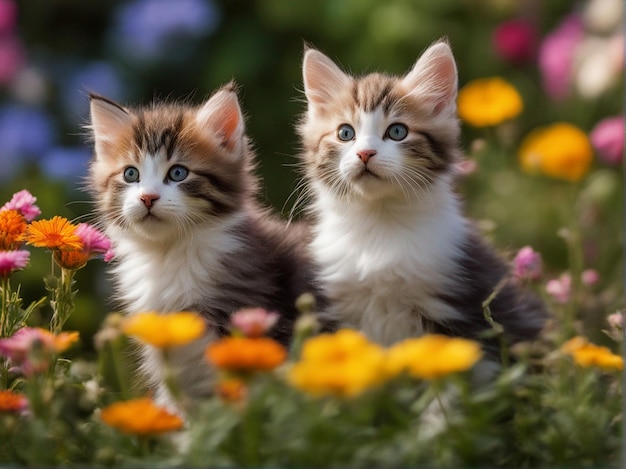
[88,84,327,407]
[298,41,547,359]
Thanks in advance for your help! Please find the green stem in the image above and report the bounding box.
[482,277,509,367]
[0,276,8,338]
[50,267,75,334]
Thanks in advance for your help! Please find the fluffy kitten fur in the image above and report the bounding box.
[88,84,327,405]
[298,41,547,358]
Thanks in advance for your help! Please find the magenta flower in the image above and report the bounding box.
[0,0,17,35]
[75,223,114,262]
[538,14,584,101]
[493,19,537,65]
[0,327,78,376]
[513,246,543,281]
[231,308,279,338]
[1,190,41,222]
[590,115,624,166]
[0,249,29,278]
[546,273,572,304]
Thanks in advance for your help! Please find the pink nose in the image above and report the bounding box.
[357,149,377,163]
[140,194,160,208]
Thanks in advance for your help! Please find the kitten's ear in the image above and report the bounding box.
[196,86,244,151]
[302,48,350,105]
[401,41,458,114]
[89,95,133,154]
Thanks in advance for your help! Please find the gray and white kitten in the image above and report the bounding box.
[298,41,547,359]
[88,84,328,406]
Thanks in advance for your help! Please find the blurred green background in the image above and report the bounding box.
[1,0,623,344]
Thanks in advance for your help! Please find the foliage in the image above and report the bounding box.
[0,0,623,467]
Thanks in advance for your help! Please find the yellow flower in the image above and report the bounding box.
[519,123,593,182]
[385,335,483,380]
[205,337,287,372]
[0,209,27,250]
[457,77,523,127]
[0,390,28,413]
[122,311,205,348]
[561,336,623,371]
[100,397,184,435]
[23,216,83,251]
[288,329,387,398]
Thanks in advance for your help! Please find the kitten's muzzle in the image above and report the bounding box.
[140,193,160,208]
[357,149,377,164]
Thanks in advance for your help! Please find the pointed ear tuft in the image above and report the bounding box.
[302,49,350,105]
[401,41,458,114]
[89,95,133,154]
[196,87,244,151]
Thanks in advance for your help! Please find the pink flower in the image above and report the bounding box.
[0,0,17,35]
[0,327,79,376]
[1,190,41,222]
[581,269,600,286]
[546,273,572,304]
[0,36,24,84]
[75,223,114,262]
[607,312,623,329]
[0,249,29,278]
[231,308,279,338]
[513,246,543,281]
[538,14,584,101]
[493,19,537,64]
[590,115,624,165]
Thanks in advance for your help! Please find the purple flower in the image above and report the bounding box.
[493,19,537,65]
[1,190,41,221]
[109,0,220,62]
[538,14,584,101]
[61,61,124,119]
[513,246,543,281]
[40,146,91,181]
[0,105,55,162]
[590,115,624,166]
[546,273,572,304]
[0,249,29,278]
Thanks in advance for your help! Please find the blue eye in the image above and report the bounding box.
[123,166,139,182]
[337,124,355,142]
[168,165,189,182]
[386,123,408,141]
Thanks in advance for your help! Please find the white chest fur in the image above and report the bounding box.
[311,180,466,346]
[110,216,243,315]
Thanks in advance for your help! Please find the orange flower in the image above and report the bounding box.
[561,336,623,371]
[215,378,247,402]
[205,337,287,372]
[23,216,83,251]
[54,250,90,271]
[0,390,28,412]
[123,312,206,348]
[0,209,27,250]
[100,397,184,435]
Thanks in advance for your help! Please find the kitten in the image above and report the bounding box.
[88,84,327,407]
[297,41,547,359]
